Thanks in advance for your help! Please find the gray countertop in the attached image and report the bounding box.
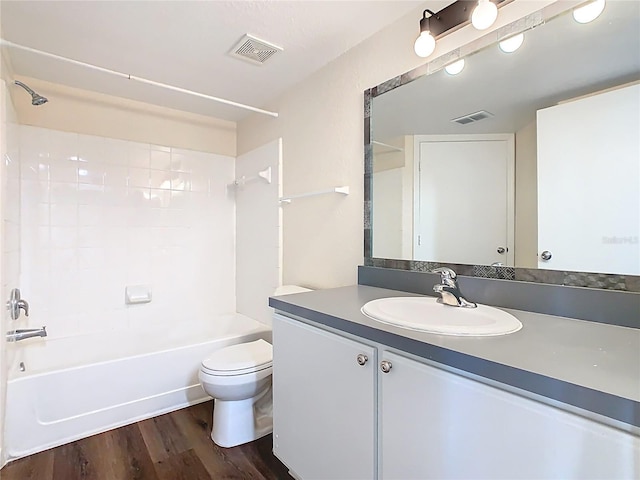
[269,285,640,429]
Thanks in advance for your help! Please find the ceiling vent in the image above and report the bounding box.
[451,110,494,125]
[229,34,283,66]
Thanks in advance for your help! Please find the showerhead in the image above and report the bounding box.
[31,94,48,106]
[14,80,48,106]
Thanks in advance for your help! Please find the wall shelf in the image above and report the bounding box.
[232,166,272,187]
[280,186,349,204]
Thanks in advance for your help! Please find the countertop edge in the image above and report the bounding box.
[269,296,640,430]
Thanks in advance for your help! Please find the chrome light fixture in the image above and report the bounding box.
[471,0,498,30]
[573,0,606,24]
[414,9,437,58]
[412,1,507,58]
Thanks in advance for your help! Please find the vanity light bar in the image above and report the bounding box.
[422,0,508,38]
[413,1,508,59]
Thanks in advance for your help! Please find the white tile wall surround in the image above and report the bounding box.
[236,139,282,326]
[19,126,236,339]
[2,81,23,427]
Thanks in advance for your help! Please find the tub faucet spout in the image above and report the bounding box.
[431,267,477,308]
[6,326,47,342]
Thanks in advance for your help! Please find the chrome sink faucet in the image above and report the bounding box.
[431,267,477,308]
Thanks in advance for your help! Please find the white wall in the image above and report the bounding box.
[372,167,403,259]
[11,76,236,157]
[400,135,414,259]
[18,126,236,340]
[0,77,21,469]
[372,135,414,260]
[5,73,246,344]
[7,71,289,343]
[237,0,558,289]
[515,120,538,268]
[2,93,20,349]
[1,35,20,465]
[236,139,282,326]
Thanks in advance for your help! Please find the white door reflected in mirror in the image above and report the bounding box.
[537,83,640,275]
[413,134,514,267]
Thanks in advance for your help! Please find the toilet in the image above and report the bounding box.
[199,338,273,448]
[199,285,311,448]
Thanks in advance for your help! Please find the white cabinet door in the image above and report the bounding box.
[380,350,639,480]
[272,315,376,480]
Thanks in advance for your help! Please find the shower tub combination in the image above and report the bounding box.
[4,314,270,460]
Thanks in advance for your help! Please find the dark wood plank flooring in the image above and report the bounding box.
[0,401,292,480]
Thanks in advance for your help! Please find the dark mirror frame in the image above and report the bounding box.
[363,4,640,293]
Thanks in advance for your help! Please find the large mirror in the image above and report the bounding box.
[368,0,639,281]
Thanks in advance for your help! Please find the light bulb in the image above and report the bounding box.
[414,31,436,58]
[573,0,605,24]
[499,33,524,53]
[444,59,465,75]
[471,0,498,31]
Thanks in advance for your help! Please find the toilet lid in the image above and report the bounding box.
[202,339,272,374]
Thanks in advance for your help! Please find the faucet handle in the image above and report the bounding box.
[17,298,29,317]
[431,267,457,280]
[7,288,29,320]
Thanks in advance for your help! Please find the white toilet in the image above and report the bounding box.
[199,338,273,448]
[199,285,311,448]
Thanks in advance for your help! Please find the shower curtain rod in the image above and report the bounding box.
[0,39,279,118]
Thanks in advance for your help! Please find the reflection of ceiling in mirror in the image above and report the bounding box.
[372,1,640,139]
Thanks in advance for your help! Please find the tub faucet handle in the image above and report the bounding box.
[18,298,29,317]
[7,288,29,320]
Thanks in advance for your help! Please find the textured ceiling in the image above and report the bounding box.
[1,0,424,121]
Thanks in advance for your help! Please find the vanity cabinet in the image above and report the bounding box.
[379,351,637,479]
[272,314,376,479]
[273,314,639,480]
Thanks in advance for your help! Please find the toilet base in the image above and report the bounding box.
[211,384,273,448]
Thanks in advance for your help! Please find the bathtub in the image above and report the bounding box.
[4,313,270,460]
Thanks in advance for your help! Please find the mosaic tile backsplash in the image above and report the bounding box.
[366,258,638,292]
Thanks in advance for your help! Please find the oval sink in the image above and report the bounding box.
[361,297,522,336]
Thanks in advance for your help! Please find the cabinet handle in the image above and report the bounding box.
[356,353,368,366]
[380,360,392,373]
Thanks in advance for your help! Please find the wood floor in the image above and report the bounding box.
[0,401,292,480]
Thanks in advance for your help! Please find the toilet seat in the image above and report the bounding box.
[201,339,272,376]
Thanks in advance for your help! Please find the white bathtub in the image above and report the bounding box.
[4,313,270,460]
